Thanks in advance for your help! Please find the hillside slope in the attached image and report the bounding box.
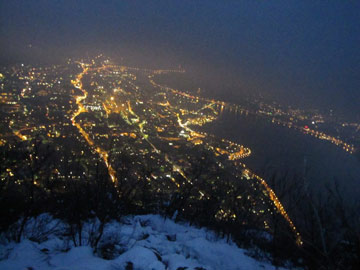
[0,214,295,270]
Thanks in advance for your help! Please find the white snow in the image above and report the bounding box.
[0,214,291,270]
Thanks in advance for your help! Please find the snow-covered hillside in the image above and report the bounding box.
[0,214,288,270]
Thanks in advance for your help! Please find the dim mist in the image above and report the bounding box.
[0,1,359,269]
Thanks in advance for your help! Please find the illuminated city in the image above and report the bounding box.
[0,1,359,269]
[0,56,310,242]
[2,55,359,248]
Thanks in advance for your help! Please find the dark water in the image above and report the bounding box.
[155,73,360,199]
[200,111,360,199]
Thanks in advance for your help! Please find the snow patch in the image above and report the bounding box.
[0,214,294,270]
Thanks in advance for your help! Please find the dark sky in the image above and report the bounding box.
[1,0,359,119]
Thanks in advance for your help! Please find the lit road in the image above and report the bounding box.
[70,64,117,183]
[70,61,302,246]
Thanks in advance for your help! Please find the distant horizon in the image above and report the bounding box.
[1,0,359,119]
[1,52,359,123]
[0,2,359,266]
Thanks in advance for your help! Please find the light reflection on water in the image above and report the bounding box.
[202,111,360,199]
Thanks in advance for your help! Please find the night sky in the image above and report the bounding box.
[1,0,359,119]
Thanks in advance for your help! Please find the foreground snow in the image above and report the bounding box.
[0,214,288,270]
